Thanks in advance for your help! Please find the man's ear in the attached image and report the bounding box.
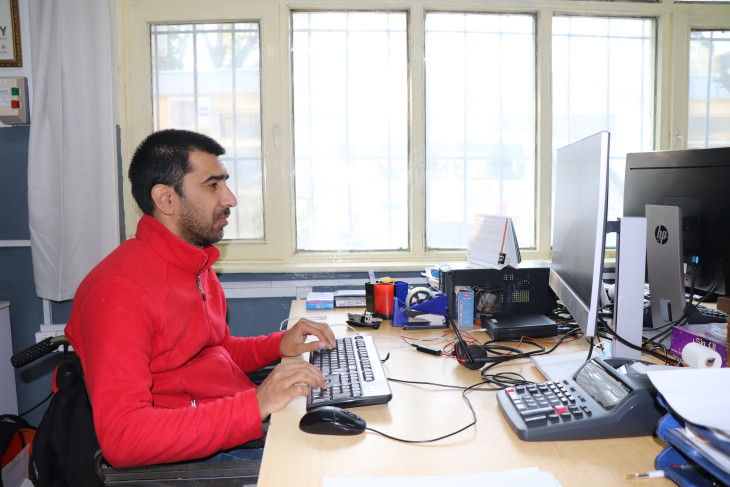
[151,184,177,216]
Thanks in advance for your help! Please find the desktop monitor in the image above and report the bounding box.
[624,146,730,298]
[550,132,611,338]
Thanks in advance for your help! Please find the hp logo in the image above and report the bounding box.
[654,225,669,245]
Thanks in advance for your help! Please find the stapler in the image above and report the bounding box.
[346,311,382,329]
[402,290,449,329]
[403,311,446,328]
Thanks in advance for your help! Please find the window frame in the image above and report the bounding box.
[118,0,730,273]
[670,8,730,150]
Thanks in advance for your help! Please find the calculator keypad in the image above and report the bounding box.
[504,380,593,428]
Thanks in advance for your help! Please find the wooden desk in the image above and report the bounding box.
[258,302,670,487]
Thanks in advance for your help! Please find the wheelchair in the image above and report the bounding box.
[12,336,266,486]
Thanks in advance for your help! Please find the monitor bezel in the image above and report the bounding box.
[550,132,611,338]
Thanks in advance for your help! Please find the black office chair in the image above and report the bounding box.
[13,337,265,487]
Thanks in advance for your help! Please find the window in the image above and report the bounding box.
[688,30,730,147]
[291,12,408,252]
[425,13,536,249]
[552,15,655,225]
[120,0,730,271]
[151,22,264,241]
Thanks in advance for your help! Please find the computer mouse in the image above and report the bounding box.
[298,406,366,436]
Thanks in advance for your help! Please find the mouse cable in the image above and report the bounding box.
[480,370,533,389]
[387,377,475,390]
[365,381,484,444]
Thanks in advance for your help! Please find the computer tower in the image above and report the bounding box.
[438,262,555,327]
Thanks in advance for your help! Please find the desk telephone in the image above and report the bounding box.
[497,357,664,441]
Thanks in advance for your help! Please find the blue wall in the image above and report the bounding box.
[0,125,51,426]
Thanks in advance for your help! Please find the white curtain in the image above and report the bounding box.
[27,0,120,301]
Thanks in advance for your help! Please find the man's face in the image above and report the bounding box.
[176,150,237,247]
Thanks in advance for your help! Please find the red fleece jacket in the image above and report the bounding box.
[65,215,285,468]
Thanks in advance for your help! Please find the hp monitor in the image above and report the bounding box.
[624,146,730,299]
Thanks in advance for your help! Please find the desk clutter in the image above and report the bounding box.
[648,368,730,486]
[302,264,728,439]
[284,288,730,486]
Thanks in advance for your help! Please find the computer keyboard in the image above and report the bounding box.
[307,335,392,411]
[643,301,727,327]
[695,304,728,322]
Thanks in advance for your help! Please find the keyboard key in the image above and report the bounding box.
[524,415,548,428]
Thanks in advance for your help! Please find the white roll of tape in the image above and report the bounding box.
[405,287,435,307]
[681,342,722,368]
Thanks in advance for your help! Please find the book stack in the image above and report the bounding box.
[650,368,730,485]
[334,289,366,308]
[305,292,334,309]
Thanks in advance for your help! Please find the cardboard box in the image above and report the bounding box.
[670,323,727,367]
[305,292,334,309]
[456,287,474,327]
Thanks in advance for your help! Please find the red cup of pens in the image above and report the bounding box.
[373,282,394,319]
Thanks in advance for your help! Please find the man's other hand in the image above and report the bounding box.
[255,362,327,418]
[279,318,336,357]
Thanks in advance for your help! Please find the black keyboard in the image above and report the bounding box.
[696,305,728,322]
[307,335,392,410]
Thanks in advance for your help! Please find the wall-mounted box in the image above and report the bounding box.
[0,76,29,125]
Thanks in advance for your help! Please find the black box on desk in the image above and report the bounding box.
[438,262,555,325]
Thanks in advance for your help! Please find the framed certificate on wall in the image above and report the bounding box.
[0,0,21,67]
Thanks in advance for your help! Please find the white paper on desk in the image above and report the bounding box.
[530,351,587,381]
[647,368,730,431]
[323,467,560,487]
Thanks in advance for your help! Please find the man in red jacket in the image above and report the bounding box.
[65,129,336,468]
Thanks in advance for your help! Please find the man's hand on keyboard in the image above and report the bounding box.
[279,318,337,357]
[255,361,327,419]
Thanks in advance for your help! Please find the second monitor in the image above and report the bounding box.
[624,146,730,300]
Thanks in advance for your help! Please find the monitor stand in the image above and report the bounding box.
[610,216,647,360]
[644,204,687,328]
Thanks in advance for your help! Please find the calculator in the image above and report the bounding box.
[497,357,664,441]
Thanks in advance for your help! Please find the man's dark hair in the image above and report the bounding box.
[128,129,225,215]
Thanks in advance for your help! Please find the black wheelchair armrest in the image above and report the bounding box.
[245,359,280,386]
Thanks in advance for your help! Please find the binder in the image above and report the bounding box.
[466,214,521,269]
[654,401,730,487]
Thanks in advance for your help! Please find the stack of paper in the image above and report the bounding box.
[648,368,730,484]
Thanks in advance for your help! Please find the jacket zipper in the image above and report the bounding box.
[196,275,207,301]
[193,273,211,408]
[197,272,213,349]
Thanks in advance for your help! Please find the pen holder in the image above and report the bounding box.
[374,283,395,319]
[365,282,376,314]
[366,282,394,319]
